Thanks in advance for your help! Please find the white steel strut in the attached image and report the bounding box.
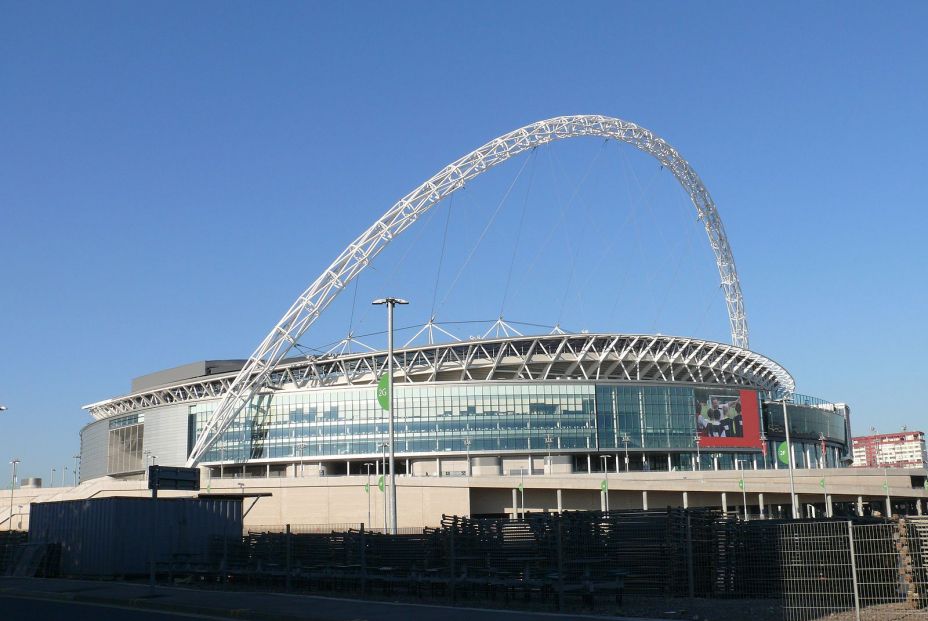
[186,114,749,466]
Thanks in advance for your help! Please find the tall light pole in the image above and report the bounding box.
[73,454,81,486]
[51,468,56,488]
[373,297,408,535]
[9,458,20,532]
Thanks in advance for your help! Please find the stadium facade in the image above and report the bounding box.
[9,114,923,530]
[79,333,852,484]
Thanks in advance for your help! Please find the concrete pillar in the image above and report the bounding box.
[683,491,689,509]
[557,488,563,514]
[721,492,728,513]
[511,488,518,520]
[758,493,765,519]
[915,498,923,516]
[436,457,441,477]
[667,454,672,471]
[600,491,606,512]
[587,454,592,473]
[266,464,271,478]
[826,494,833,518]
[376,461,380,476]
[642,490,648,511]
[857,495,864,516]
[406,459,410,476]
[346,460,350,475]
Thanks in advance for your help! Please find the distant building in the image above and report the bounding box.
[852,431,927,468]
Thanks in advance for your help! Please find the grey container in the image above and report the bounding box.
[29,496,242,577]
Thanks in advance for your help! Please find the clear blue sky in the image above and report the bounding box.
[2,2,927,481]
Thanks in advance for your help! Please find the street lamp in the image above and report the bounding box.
[364,462,374,527]
[544,434,554,473]
[51,468,56,488]
[771,397,798,519]
[694,432,701,471]
[463,437,472,477]
[736,458,750,520]
[73,454,81,486]
[9,458,20,532]
[373,297,408,535]
[620,433,630,472]
[296,442,306,478]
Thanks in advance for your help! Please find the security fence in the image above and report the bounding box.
[15,509,928,619]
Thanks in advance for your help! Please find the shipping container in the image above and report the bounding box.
[28,496,242,577]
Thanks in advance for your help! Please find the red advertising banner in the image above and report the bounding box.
[696,389,763,449]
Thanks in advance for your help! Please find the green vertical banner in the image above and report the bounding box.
[738,478,744,490]
[819,478,826,489]
[378,475,385,492]
[600,479,608,492]
[377,373,390,411]
[777,441,790,465]
[364,482,370,494]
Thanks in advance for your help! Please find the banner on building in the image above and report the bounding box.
[695,389,763,449]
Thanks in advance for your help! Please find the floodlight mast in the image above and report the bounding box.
[186,114,751,467]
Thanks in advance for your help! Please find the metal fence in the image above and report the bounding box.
[780,517,928,621]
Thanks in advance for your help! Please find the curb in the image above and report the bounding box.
[1,587,308,621]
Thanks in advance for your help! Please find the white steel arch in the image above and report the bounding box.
[187,114,750,466]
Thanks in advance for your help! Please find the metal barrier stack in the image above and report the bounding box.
[110,509,928,619]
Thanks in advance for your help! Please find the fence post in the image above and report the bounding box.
[449,523,456,604]
[557,518,565,611]
[285,523,292,592]
[686,512,695,598]
[359,523,367,595]
[846,521,861,621]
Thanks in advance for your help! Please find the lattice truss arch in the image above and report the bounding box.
[87,334,794,421]
[186,115,750,466]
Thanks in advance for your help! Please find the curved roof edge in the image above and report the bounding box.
[83,333,795,421]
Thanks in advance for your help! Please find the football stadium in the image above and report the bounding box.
[11,116,927,529]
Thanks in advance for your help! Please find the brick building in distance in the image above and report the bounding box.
[852,430,928,468]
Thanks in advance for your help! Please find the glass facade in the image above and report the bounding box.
[185,382,849,471]
[107,413,144,474]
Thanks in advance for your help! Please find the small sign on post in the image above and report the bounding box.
[148,466,200,496]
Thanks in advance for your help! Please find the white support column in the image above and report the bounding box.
[826,494,833,518]
[642,491,648,511]
[683,491,689,509]
[556,488,563,514]
[600,490,606,512]
[667,454,672,471]
[511,488,518,520]
[721,492,728,513]
[587,454,592,473]
[857,495,864,515]
[758,493,765,519]
[436,457,441,477]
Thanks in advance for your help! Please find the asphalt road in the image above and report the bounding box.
[0,596,237,620]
